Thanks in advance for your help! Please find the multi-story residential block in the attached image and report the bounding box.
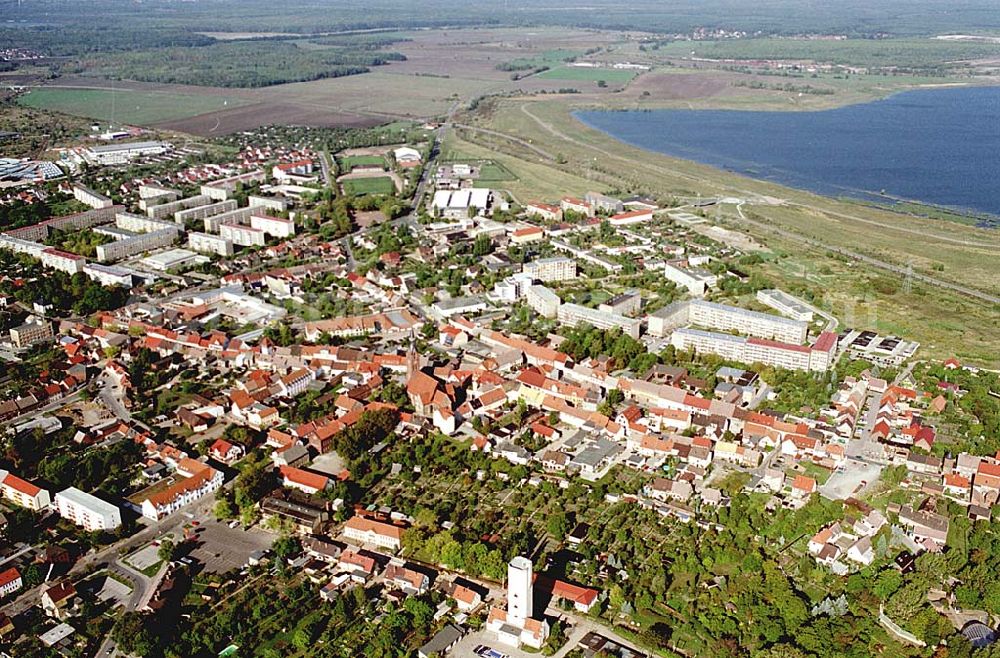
[670,328,837,371]
[248,195,290,213]
[82,263,139,288]
[54,487,121,531]
[204,207,253,233]
[140,463,223,520]
[220,222,266,247]
[72,183,113,209]
[10,320,54,348]
[38,248,85,275]
[96,227,179,262]
[558,302,641,339]
[0,470,51,509]
[663,263,718,296]
[525,203,562,221]
[648,299,808,343]
[174,199,238,225]
[526,284,561,319]
[146,195,212,220]
[756,289,815,322]
[522,256,576,282]
[599,290,642,317]
[116,212,177,234]
[188,232,234,257]
[250,213,296,238]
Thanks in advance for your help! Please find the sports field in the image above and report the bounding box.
[342,176,394,196]
[17,88,250,126]
[338,155,386,170]
[536,66,638,83]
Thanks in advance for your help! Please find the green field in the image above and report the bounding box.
[17,88,249,125]
[341,176,394,196]
[338,154,386,171]
[536,66,638,83]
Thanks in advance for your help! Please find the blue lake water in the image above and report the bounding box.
[575,86,1000,220]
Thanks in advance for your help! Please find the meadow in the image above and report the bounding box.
[536,66,638,83]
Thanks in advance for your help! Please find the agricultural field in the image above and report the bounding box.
[536,66,638,83]
[17,87,249,126]
[341,176,395,196]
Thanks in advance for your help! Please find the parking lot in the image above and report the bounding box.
[187,518,276,573]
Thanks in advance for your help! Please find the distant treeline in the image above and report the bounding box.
[74,41,406,88]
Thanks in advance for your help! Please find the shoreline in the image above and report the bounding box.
[570,85,1000,225]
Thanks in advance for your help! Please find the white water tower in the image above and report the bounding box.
[507,556,533,625]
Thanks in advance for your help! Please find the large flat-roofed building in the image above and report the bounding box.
[220,222,266,247]
[663,263,718,296]
[526,284,561,319]
[139,248,208,272]
[839,329,919,367]
[146,194,212,220]
[558,302,641,339]
[96,227,179,262]
[72,183,113,209]
[174,199,238,225]
[204,207,253,233]
[248,194,290,213]
[40,248,85,275]
[83,263,142,288]
[523,256,576,282]
[54,487,121,531]
[432,188,492,219]
[83,140,170,166]
[250,213,296,238]
[671,328,837,372]
[188,232,234,257]
[10,320,53,348]
[648,299,808,343]
[116,212,176,235]
[599,290,642,317]
[756,289,815,322]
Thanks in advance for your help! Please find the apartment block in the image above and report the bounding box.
[116,212,176,234]
[558,302,641,339]
[250,213,296,239]
[146,195,212,220]
[648,299,808,343]
[72,183,113,209]
[188,232,234,257]
[523,256,576,282]
[96,227,179,262]
[526,284,561,319]
[54,487,121,531]
[174,199,238,225]
[663,263,718,296]
[671,328,836,372]
[220,222,266,247]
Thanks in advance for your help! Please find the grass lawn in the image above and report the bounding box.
[338,154,386,170]
[536,66,637,83]
[800,461,833,485]
[341,176,394,196]
[477,162,517,182]
[17,88,249,125]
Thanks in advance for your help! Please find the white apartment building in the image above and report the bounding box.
[343,516,403,551]
[140,466,223,521]
[248,195,290,213]
[174,199,238,225]
[220,222,266,247]
[40,248,85,275]
[116,212,176,234]
[54,487,121,531]
[526,284,561,319]
[756,289,815,322]
[0,234,46,258]
[96,227,179,262]
[523,256,576,282]
[146,194,212,220]
[558,302,641,339]
[0,470,51,510]
[204,207,253,233]
[83,263,137,288]
[72,183,113,209]
[250,213,296,238]
[663,263,718,296]
[648,300,808,343]
[671,328,837,372]
[188,232,235,257]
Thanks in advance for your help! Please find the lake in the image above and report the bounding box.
[575,86,1000,220]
